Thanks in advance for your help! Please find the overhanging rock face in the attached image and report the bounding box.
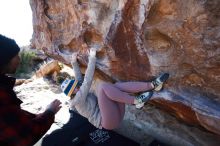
[30,0,220,138]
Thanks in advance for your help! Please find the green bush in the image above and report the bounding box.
[55,71,72,84]
[15,50,36,78]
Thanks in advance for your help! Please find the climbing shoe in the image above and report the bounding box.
[152,73,169,91]
[135,91,153,109]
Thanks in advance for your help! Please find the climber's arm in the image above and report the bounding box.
[71,48,97,104]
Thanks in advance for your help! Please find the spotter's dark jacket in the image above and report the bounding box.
[0,75,54,146]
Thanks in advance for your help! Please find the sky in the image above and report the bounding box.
[0,0,33,46]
